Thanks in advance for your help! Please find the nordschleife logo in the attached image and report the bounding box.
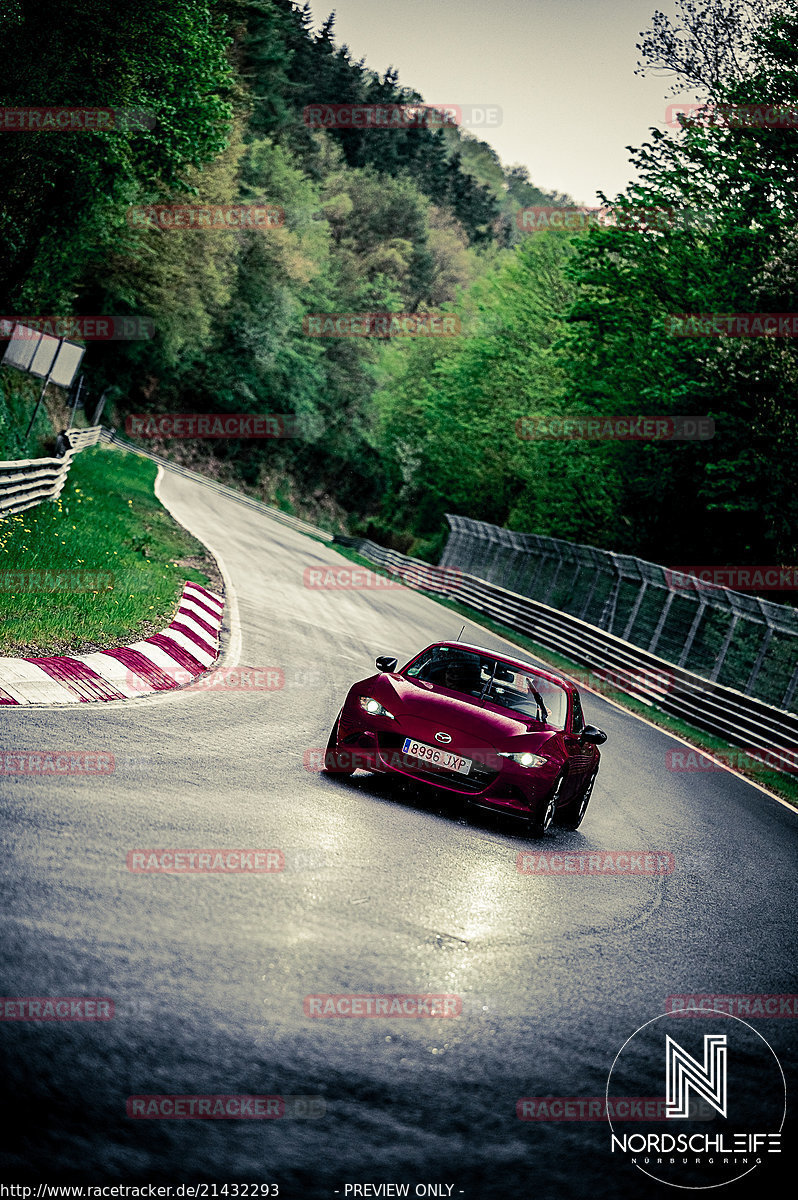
[606,1013,785,1189]
[666,1034,727,1119]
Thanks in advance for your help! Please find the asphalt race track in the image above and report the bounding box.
[1,462,796,1198]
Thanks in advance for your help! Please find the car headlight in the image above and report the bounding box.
[498,751,548,768]
[359,696,395,719]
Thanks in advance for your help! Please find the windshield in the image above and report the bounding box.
[403,646,569,729]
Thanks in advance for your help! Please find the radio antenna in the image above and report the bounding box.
[456,624,465,641]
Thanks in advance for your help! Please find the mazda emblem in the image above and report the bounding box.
[435,732,452,744]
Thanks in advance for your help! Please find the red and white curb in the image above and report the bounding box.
[0,581,224,706]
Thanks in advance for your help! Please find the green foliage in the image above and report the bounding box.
[1,0,792,590]
[0,0,510,526]
[370,0,798,570]
[560,1,798,563]
[372,232,624,552]
[0,0,234,311]
[0,373,54,461]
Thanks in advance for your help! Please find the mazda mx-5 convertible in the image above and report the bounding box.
[323,641,607,835]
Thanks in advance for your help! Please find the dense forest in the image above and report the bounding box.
[1,0,796,571]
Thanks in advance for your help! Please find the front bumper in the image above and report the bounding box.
[335,712,557,815]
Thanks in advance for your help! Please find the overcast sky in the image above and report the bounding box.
[305,0,697,205]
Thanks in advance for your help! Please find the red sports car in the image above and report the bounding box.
[323,641,607,835]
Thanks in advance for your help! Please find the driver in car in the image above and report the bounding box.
[441,659,481,695]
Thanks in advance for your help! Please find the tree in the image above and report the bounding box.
[0,0,234,310]
[636,0,790,97]
[372,231,617,556]
[562,0,798,564]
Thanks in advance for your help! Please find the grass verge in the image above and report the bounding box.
[0,443,221,656]
[330,542,798,810]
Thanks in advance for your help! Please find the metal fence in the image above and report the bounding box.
[439,515,798,717]
[0,426,102,518]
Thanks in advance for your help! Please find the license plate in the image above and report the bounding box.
[402,738,472,775]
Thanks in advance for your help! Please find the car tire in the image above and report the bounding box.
[323,712,354,776]
[557,769,596,830]
[529,771,565,837]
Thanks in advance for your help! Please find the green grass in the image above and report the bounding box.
[0,444,219,656]
[330,543,798,810]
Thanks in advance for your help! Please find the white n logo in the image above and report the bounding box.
[666,1034,727,1118]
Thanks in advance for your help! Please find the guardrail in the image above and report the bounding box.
[99,428,334,543]
[336,535,798,776]
[0,453,73,517]
[62,426,102,452]
[0,427,102,518]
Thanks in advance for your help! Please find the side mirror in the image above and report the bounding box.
[375,656,398,673]
[581,725,607,745]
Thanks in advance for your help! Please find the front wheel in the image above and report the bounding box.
[529,772,564,838]
[557,770,596,830]
[323,711,354,776]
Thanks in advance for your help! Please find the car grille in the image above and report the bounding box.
[376,732,499,794]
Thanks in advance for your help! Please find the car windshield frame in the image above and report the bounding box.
[401,644,570,730]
